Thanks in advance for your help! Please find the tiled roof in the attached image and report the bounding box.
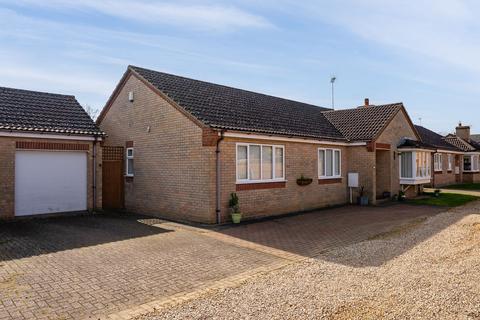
[398,138,436,150]
[414,125,460,152]
[0,86,103,136]
[444,135,477,152]
[322,103,403,141]
[130,66,345,141]
[468,139,480,150]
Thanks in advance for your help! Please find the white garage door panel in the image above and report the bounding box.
[15,151,87,216]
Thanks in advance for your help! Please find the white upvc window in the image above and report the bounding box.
[400,150,432,185]
[464,154,480,172]
[434,153,443,172]
[126,147,134,176]
[318,148,341,179]
[448,154,453,171]
[236,143,285,183]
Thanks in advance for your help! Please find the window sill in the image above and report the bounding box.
[400,177,431,185]
[318,178,342,184]
[236,181,286,191]
[463,170,480,173]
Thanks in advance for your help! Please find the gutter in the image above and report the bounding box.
[215,130,225,224]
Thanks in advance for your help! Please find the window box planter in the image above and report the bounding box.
[296,177,313,186]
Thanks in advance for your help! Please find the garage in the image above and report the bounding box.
[15,150,88,216]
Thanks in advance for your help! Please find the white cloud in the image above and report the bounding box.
[5,0,273,31]
[0,64,114,96]
[288,0,480,73]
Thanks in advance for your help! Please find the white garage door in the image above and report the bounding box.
[15,151,88,216]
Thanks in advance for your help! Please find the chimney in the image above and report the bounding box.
[456,122,471,141]
[364,98,369,106]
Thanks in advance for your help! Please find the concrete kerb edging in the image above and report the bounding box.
[95,220,307,320]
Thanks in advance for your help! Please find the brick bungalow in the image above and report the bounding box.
[445,124,480,183]
[98,65,435,224]
[0,87,104,219]
[413,125,464,187]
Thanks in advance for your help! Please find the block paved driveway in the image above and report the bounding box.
[0,204,445,319]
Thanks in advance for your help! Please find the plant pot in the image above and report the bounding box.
[357,196,369,206]
[231,213,242,224]
[296,178,313,186]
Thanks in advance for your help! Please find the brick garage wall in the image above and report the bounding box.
[99,74,217,223]
[432,153,458,187]
[0,136,101,219]
[218,137,348,222]
[376,110,419,196]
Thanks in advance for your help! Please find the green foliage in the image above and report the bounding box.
[229,192,240,213]
[443,183,480,191]
[410,193,478,207]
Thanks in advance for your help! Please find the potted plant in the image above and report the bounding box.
[357,186,369,206]
[229,192,242,224]
[399,190,406,201]
[296,174,313,186]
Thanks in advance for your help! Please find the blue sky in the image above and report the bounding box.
[0,0,479,134]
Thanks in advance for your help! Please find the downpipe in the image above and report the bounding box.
[215,130,225,224]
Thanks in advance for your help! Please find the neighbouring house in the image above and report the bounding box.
[0,86,104,219]
[413,125,464,187]
[471,134,480,143]
[445,123,480,183]
[98,65,430,224]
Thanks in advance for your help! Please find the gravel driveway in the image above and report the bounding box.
[141,202,480,320]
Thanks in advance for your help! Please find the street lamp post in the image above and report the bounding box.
[330,76,336,109]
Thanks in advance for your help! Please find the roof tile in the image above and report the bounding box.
[0,87,103,136]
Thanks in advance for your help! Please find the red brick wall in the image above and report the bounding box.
[218,137,349,222]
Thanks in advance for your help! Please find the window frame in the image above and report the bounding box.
[464,154,480,172]
[318,148,342,179]
[125,147,134,177]
[399,150,432,184]
[235,143,285,184]
[447,154,453,172]
[433,153,443,172]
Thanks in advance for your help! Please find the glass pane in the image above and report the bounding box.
[127,149,133,157]
[334,150,340,176]
[127,159,134,175]
[249,145,261,180]
[464,156,472,171]
[326,150,333,176]
[401,152,412,178]
[275,147,284,179]
[318,150,325,176]
[262,146,273,179]
[236,145,248,180]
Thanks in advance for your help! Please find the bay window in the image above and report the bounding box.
[433,153,442,172]
[400,150,431,184]
[318,148,341,178]
[236,143,285,182]
[464,154,480,172]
